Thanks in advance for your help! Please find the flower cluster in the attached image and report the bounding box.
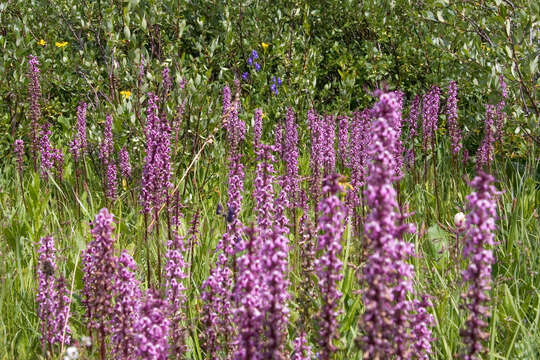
[111,251,141,359]
[36,236,72,348]
[140,93,172,216]
[70,102,88,162]
[476,105,496,170]
[422,86,441,150]
[39,123,54,179]
[270,76,282,95]
[292,332,313,360]
[82,208,117,345]
[337,115,349,167]
[347,109,371,212]
[233,226,265,360]
[447,81,463,157]
[99,115,117,200]
[165,231,187,356]
[315,175,346,359]
[253,108,263,149]
[119,146,131,178]
[460,171,500,359]
[360,92,419,358]
[247,50,261,71]
[28,55,42,166]
[283,108,300,208]
[134,290,170,360]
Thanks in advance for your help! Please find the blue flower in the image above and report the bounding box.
[242,72,249,81]
[254,62,261,72]
[251,50,259,59]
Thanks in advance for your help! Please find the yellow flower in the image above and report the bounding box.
[261,42,269,51]
[337,175,354,191]
[38,39,46,46]
[261,112,266,118]
[120,90,132,99]
[55,41,68,48]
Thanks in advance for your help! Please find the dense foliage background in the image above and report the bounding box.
[0,0,538,359]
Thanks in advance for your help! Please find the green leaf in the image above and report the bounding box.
[529,55,538,76]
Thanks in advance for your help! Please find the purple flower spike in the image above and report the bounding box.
[141,93,172,215]
[165,231,188,356]
[460,171,500,359]
[37,236,72,349]
[111,251,142,359]
[233,226,265,360]
[422,86,441,150]
[315,174,346,360]
[292,332,313,360]
[253,108,263,150]
[99,114,114,164]
[119,146,132,178]
[283,108,300,208]
[162,66,172,95]
[82,208,117,346]
[360,92,419,359]
[476,105,496,170]
[135,290,170,360]
[411,295,435,359]
[337,115,349,167]
[70,102,88,162]
[28,55,42,168]
[447,81,463,158]
[39,123,54,179]
[346,109,371,214]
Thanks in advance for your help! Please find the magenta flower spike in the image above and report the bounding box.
[282,108,300,208]
[39,123,54,179]
[99,114,117,200]
[253,108,263,150]
[308,109,324,201]
[346,109,371,213]
[82,208,117,355]
[460,171,500,359]
[233,226,265,360]
[36,236,72,350]
[111,251,142,360]
[360,92,420,358]
[134,289,170,360]
[70,102,88,162]
[119,146,132,179]
[322,115,336,175]
[411,295,435,359]
[447,81,463,158]
[422,86,441,150]
[292,332,313,360]
[140,93,172,216]
[28,55,42,169]
[165,231,188,356]
[315,174,346,359]
[476,105,496,170]
[337,115,349,167]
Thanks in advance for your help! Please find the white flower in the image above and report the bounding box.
[81,336,92,347]
[66,346,79,359]
[454,212,466,230]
